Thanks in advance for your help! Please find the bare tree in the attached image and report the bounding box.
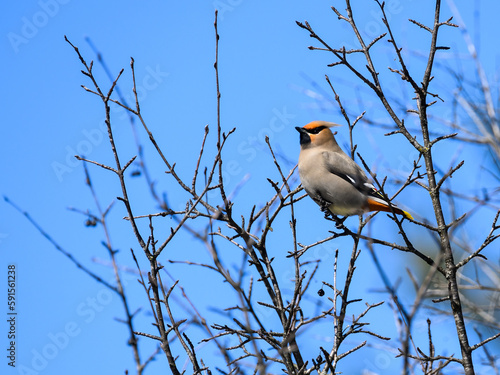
[8,2,500,375]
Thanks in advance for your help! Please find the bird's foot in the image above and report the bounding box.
[331,215,347,229]
[319,199,330,214]
[318,199,348,229]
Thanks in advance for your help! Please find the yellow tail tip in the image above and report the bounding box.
[402,210,414,220]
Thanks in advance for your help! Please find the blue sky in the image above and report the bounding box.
[2,1,499,374]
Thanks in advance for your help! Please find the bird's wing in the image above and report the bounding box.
[321,150,374,194]
[320,150,413,219]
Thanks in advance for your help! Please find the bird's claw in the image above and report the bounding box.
[333,215,347,229]
[318,198,347,229]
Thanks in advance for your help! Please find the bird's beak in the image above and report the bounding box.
[295,126,311,146]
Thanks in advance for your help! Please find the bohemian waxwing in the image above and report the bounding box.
[295,121,413,219]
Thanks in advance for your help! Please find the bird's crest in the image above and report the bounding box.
[303,121,341,130]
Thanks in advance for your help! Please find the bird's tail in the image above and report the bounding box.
[367,197,413,220]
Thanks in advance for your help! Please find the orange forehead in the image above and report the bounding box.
[303,121,339,130]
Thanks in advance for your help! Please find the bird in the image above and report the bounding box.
[295,120,413,220]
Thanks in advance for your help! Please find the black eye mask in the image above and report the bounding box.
[306,126,326,134]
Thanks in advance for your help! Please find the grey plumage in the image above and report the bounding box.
[295,121,413,219]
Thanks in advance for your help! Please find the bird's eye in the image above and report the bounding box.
[307,126,326,135]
